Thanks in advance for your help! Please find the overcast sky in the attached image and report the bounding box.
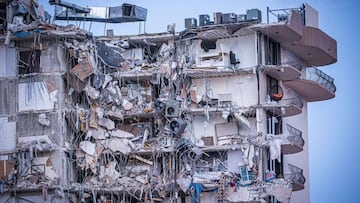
[40,0,360,202]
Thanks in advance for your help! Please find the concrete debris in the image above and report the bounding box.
[85,85,100,100]
[79,141,96,156]
[110,129,135,139]
[265,179,293,203]
[99,162,121,184]
[97,117,115,130]
[105,138,135,155]
[105,107,124,120]
[86,127,108,140]
[122,99,133,110]
[0,1,309,202]
[38,113,50,127]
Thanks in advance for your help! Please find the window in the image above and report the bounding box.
[265,37,280,65]
[267,76,283,101]
[18,50,41,74]
[267,112,283,135]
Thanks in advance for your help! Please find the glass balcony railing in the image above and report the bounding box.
[284,163,305,191]
[286,124,304,147]
[283,67,336,102]
[306,67,336,93]
[281,94,303,109]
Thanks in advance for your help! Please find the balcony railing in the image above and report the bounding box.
[282,124,304,154]
[283,67,336,102]
[263,92,303,117]
[286,124,304,147]
[281,95,303,109]
[306,67,336,93]
[284,164,305,191]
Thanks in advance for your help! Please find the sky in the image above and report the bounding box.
[39,0,360,202]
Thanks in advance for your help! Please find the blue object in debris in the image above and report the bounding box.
[189,183,203,203]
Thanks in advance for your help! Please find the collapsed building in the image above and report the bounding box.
[0,1,337,203]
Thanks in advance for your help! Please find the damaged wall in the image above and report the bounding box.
[39,40,68,73]
[191,74,257,107]
[16,112,58,141]
[0,1,318,201]
[18,81,58,112]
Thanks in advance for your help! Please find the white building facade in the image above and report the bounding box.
[0,2,336,203]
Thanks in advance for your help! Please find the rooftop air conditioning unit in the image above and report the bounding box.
[222,13,237,24]
[246,9,262,22]
[199,14,211,26]
[185,18,197,29]
[237,14,247,22]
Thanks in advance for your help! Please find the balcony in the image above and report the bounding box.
[263,64,302,81]
[281,124,304,154]
[283,68,336,102]
[252,11,304,44]
[263,92,303,117]
[283,26,337,66]
[284,164,305,191]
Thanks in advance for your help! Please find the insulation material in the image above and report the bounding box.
[0,117,16,152]
[269,135,282,161]
[18,81,57,112]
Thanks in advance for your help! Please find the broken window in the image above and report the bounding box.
[18,50,41,74]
